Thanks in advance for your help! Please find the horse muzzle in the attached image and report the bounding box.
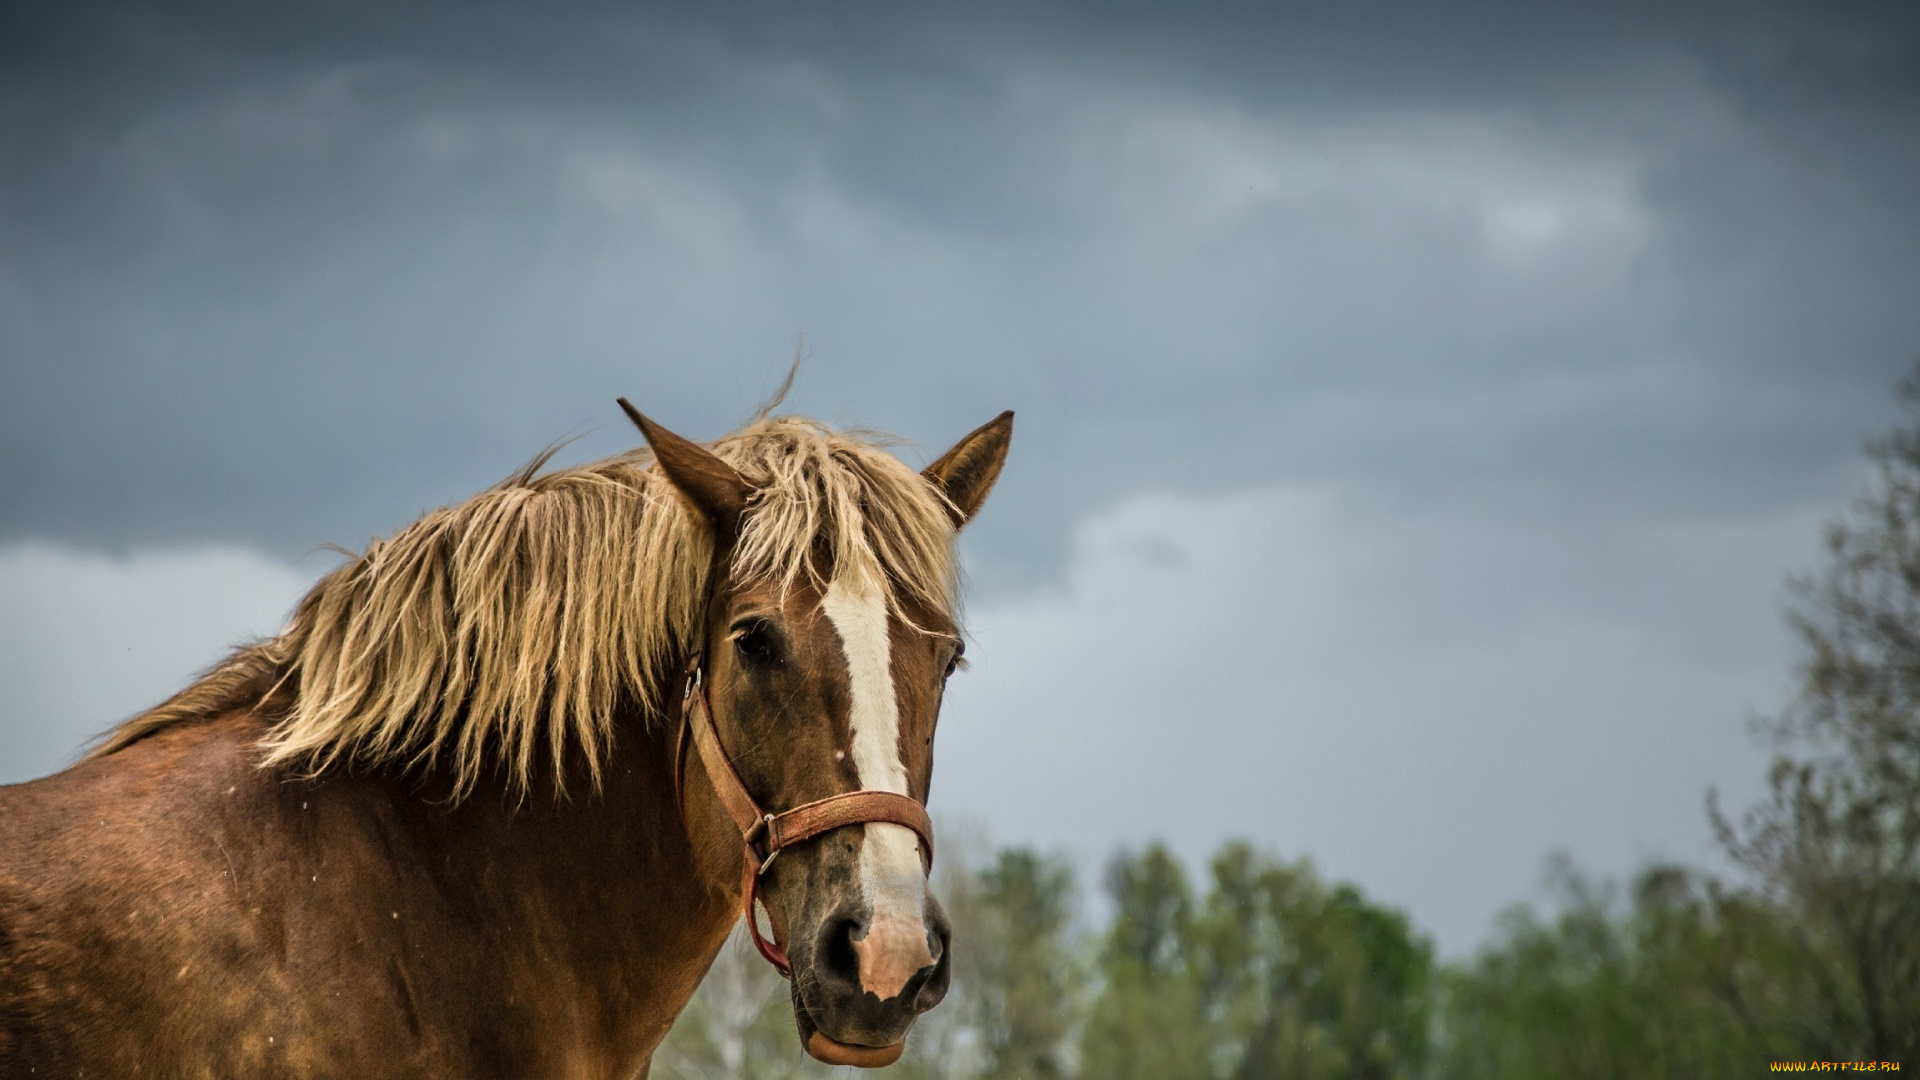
[789,895,952,1067]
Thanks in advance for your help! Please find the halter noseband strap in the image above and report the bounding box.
[677,658,936,977]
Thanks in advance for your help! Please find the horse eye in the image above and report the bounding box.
[734,622,778,666]
[944,643,966,680]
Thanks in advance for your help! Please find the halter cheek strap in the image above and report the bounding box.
[677,660,936,977]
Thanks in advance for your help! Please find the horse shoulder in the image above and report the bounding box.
[0,711,421,1075]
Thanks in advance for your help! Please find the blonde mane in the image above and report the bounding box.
[90,415,961,799]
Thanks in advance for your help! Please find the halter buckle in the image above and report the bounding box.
[743,812,779,874]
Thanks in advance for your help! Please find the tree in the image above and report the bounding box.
[1079,844,1211,1080]
[1432,858,1808,1080]
[1192,844,1432,1080]
[966,849,1086,1080]
[1082,843,1432,1080]
[1713,365,1920,1059]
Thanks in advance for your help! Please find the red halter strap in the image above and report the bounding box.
[677,660,935,977]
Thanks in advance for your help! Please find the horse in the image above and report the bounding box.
[0,400,1013,1078]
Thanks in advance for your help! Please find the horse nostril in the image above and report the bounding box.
[821,916,864,985]
[908,925,953,1014]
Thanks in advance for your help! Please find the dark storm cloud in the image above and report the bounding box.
[2,0,1918,587]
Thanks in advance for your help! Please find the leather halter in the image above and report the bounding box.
[676,659,936,977]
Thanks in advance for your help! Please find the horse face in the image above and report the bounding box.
[706,571,957,1051]
[622,402,1009,1062]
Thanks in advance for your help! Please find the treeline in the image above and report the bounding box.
[658,368,1920,1077]
[657,837,1901,1080]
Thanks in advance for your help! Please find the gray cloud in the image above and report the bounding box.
[2,0,1916,591]
[0,543,315,782]
[934,481,1826,951]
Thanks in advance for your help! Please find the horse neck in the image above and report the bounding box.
[335,704,744,1057]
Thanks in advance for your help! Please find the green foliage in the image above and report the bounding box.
[1711,366,1920,1060]
[1433,858,1818,1080]
[1081,845,1209,1080]
[652,840,1888,1078]
[1191,844,1433,1080]
[1081,842,1434,1080]
[972,849,1085,1080]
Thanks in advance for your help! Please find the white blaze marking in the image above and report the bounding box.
[822,576,908,796]
[820,575,934,1000]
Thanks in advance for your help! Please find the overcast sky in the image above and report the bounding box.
[3,0,1917,953]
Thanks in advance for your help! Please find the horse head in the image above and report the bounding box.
[624,404,1011,1067]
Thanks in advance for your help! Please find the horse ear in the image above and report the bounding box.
[923,410,1013,528]
[618,398,752,540]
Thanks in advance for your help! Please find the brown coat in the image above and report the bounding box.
[0,704,744,1078]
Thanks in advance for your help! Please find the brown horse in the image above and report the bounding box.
[0,402,1012,1078]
